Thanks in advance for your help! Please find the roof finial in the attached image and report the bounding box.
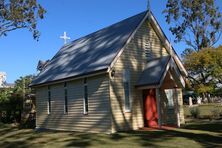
[147,0,151,20]
[147,0,150,11]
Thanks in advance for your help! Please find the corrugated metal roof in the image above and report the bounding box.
[31,11,147,86]
[136,56,171,87]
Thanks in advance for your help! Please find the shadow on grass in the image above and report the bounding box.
[184,122,222,133]
[65,132,109,147]
[134,130,222,147]
[0,127,17,136]
[64,129,222,147]
[119,130,220,147]
[1,141,29,148]
[0,122,221,147]
[65,136,92,147]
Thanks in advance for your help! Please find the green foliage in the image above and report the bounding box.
[165,1,222,97]
[0,88,23,123]
[189,107,200,118]
[0,88,12,103]
[0,75,35,123]
[163,0,222,51]
[184,46,222,95]
[210,108,221,119]
[14,75,34,97]
[184,104,222,119]
[0,0,46,40]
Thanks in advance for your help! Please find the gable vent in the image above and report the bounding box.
[144,38,153,61]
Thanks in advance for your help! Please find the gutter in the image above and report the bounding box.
[30,68,108,88]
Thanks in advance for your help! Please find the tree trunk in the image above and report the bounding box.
[0,111,2,122]
[207,93,211,103]
[202,93,207,103]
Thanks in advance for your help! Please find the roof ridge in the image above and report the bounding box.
[31,10,149,86]
[48,10,148,66]
[68,10,148,45]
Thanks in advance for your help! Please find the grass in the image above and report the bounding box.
[0,120,221,148]
[184,103,222,118]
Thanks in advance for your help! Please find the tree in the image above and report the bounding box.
[14,75,34,97]
[184,46,222,101]
[164,0,222,102]
[0,87,22,123]
[13,75,35,126]
[0,88,11,103]
[0,0,46,40]
[0,75,35,123]
[163,0,222,52]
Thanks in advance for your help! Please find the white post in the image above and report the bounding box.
[174,88,181,127]
[189,97,193,107]
[156,88,161,128]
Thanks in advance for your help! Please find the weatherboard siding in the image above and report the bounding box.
[144,22,168,59]
[35,86,48,127]
[177,88,185,124]
[110,20,169,132]
[35,74,111,133]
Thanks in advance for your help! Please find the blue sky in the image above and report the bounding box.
[0,0,221,83]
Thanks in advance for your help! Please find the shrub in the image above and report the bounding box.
[189,107,200,118]
[210,108,221,119]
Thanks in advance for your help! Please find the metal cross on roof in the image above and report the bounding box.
[60,32,71,44]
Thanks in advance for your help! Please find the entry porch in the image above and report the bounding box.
[136,56,185,128]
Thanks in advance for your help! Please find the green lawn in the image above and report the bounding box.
[0,121,221,148]
[184,103,222,118]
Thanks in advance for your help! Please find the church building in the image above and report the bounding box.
[31,10,187,133]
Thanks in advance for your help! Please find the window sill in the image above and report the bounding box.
[124,110,131,113]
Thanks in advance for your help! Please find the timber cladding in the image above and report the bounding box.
[35,74,112,133]
[109,20,169,132]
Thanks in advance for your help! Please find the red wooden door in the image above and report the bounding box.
[143,89,158,127]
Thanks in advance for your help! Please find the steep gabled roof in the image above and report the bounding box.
[31,11,147,86]
[31,10,187,87]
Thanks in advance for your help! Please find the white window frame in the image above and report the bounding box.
[123,69,131,112]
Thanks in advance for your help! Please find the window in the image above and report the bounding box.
[165,89,174,108]
[48,86,51,114]
[123,69,131,112]
[83,78,88,114]
[64,82,68,114]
